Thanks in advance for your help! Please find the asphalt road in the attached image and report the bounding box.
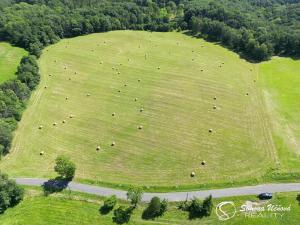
[15,178,300,202]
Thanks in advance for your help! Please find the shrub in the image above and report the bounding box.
[0,172,24,213]
[127,186,143,207]
[113,206,133,224]
[54,155,76,180]
[202,195,213,216]
[100,195,117,214]
[142,197,168,219]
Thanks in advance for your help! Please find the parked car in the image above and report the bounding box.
[258,192,273,200]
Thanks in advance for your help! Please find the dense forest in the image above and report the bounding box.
[0,0,300,155]
[1,0,300,60]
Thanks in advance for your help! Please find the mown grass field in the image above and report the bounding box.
[0,42,27,83]
[0,187,298,225]
[0,31,277,189]
[259,58,300,174]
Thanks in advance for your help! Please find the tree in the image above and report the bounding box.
[113,206,132,224]
[202,195,213,216]
[188,197,203,218]
[54,155,76,180]
[142,196,168,219]
[0,172,24,213]
[127,186,143,207]
[100,195,117,214]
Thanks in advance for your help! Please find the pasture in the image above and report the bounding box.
[260,58,300,171]
[0,42,27,83]
[0,31,277,189]
[0,187,298,225]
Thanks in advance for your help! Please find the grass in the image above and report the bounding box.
[0,42,27,83]
[0,187,299,225]
[259,57,300,173]
[0,31,278,190]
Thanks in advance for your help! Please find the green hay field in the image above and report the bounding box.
[0,188,298,225]
[0,31,278,189]
[0,42,27,83]
[260,58,300,171]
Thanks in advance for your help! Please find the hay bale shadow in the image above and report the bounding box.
[42,177,70,196]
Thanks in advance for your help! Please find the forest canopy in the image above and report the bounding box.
[0,0,299,61]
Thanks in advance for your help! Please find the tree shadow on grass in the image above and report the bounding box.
[99,205,112,215]
[42,176,70,196]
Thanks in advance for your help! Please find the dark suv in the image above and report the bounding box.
[258,192,273,200]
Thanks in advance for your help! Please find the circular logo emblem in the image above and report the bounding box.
[216,201,236,221]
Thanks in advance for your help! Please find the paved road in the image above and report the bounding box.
[15,178,300,202]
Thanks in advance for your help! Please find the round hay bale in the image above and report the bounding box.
[134,98,138,102]
[53,122,57,126]
[213,96,217,100]
[74,72,77,75]
[209,129,213,133]
[190,172,195,177]
[111,141,115,146]
[201,160,206,165]
[96,146,101,151]
[86,93,91,97]
[100,61,103,64]
[157,66,160,70]
[112,67,115,70]
[213,106,217,109]
[201,69,203,72]
[62,120,66,123]
[124,84,127,87]
[49,74,52,77]
[40,151,44,156]
[246,92,249,96]
[118,72,121,75]
[138,79,141,82]
[65,97,69,100]
[118,90,121,93]
[112,112,116,116]
[140,108,144,112]
[69,115,74,118]
[38,125,43,129]
[44,86,47,89]
[138,125,143,130]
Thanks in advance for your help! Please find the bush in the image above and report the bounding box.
[202,195,213,216]
[178,195,213,219]
[100,195,117,214]
[54,155,76,180]
[142,196,168,219]
[112,206,133,224]
[127,186,143,207]
[189,197,203,218]
[0,172,24,213]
